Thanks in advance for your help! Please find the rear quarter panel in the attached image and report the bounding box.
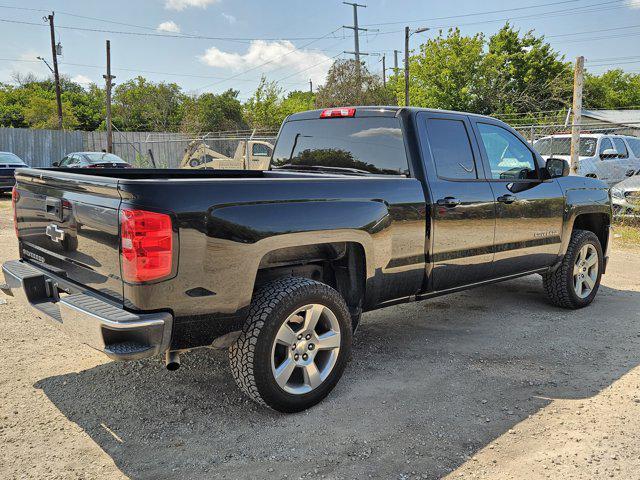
[117,176,427,317]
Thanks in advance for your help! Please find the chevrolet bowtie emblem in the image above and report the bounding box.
[45,224,65,243]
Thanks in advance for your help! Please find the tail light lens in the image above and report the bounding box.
[120,208,173,283]
[11,186,19,238]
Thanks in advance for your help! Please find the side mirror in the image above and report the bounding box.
[52,161,59,167]
[546,157,570,178]
[600,148,619,160]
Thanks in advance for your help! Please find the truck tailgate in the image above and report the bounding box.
[14,169,123,303]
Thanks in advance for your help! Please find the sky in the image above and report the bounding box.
[0,0,639,100]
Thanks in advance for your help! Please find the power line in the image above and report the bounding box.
[360,0,627,36]
[0,16,346,43]
[361,0,596,26]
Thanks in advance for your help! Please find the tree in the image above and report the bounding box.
[112,76,184,131]
[315,59,394,107]
[243,77,283,130]
[485,24,573,115]
[279,90,316,119]
[22,96,78,129]
[584,70,640,109]
[389,28,487,111]
[181,89,245,133]
[388,24,574,120]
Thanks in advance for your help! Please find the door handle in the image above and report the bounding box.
[497,194,517,204]
[436,196,461,208]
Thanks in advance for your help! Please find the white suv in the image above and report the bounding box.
[534,134,640,186]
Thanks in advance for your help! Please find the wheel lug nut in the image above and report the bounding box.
[308,344,315,350]
[297,334,303,340]
[305,334,311,340]
[302,354,308,360]
[294,354,299,361]
[291,344,296,350]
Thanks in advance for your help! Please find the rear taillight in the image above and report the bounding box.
[120,208,173,283]
[11,186,19,238]
[320,108,356,118]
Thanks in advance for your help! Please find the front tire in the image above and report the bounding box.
[229,277,352,412]
[542,229,603,309]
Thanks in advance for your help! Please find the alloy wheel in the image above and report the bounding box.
[270,303,341,395]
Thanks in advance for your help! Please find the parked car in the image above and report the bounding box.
[0,152,28,193]
[611,173,640,216]
[533,134,640,186]
[3,107,612,412]
[53,152,131,168]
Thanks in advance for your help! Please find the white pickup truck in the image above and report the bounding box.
[534,134,640,186]
[180,139,273,171]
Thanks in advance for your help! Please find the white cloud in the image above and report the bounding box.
[157,20,181,33]
[164,0,219,11]
[71,74,92,88]
[626,0,640,7]
[221,13,237,24]
[0,50,48,83]
[199,40,332,85]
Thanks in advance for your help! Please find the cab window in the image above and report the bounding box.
[252,143,271,157]
[612,138,629,159]
[477,123,538,180]
[599,138,614,157]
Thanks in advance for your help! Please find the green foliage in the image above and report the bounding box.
[584,69,640,109]
[180,89,245,133]
[112,76,184,131]
[389,24,574,120]
[315,59,394,107]
[243,77,316,129]
[0,29,638,135]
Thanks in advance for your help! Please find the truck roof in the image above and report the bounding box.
[286,106,498,121]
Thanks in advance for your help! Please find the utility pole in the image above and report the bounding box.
[570,56,584,175]
[46,12,63,129]
[404,27,410,106]
[381,54,386,87]
[309,78,313,94]
[343,2,368,76]
[394,49,399,72]
[103,40,116,153]
[404,26,429,107]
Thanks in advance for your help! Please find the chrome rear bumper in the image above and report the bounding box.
[2,259,172,361]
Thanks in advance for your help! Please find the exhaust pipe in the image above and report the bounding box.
[164,351,181,371]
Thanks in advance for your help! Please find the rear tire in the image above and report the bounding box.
[542,229,603,309]
[229,277,352,413]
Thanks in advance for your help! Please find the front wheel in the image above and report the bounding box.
[542,229,603,309]
[229,277,352,412]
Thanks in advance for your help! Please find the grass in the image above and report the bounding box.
[613,220,640,248]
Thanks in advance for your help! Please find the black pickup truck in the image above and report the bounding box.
[3,107,611,412]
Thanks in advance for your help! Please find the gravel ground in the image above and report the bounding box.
[0,195,639,480]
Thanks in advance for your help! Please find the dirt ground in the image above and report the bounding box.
[1,195,639,480]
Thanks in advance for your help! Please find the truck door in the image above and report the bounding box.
[597,137,617,183]
[417,112,496,291]
[612,137,634,181]
[471,120,565,276]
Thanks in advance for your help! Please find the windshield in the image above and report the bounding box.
[83,153,127,164]
[272,116,409,175]
[533,137,597,157]
[0,152,26,166]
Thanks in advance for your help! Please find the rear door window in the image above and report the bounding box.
[272,116,409,175]
[627,137,640,158]
[425,119,477,180]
